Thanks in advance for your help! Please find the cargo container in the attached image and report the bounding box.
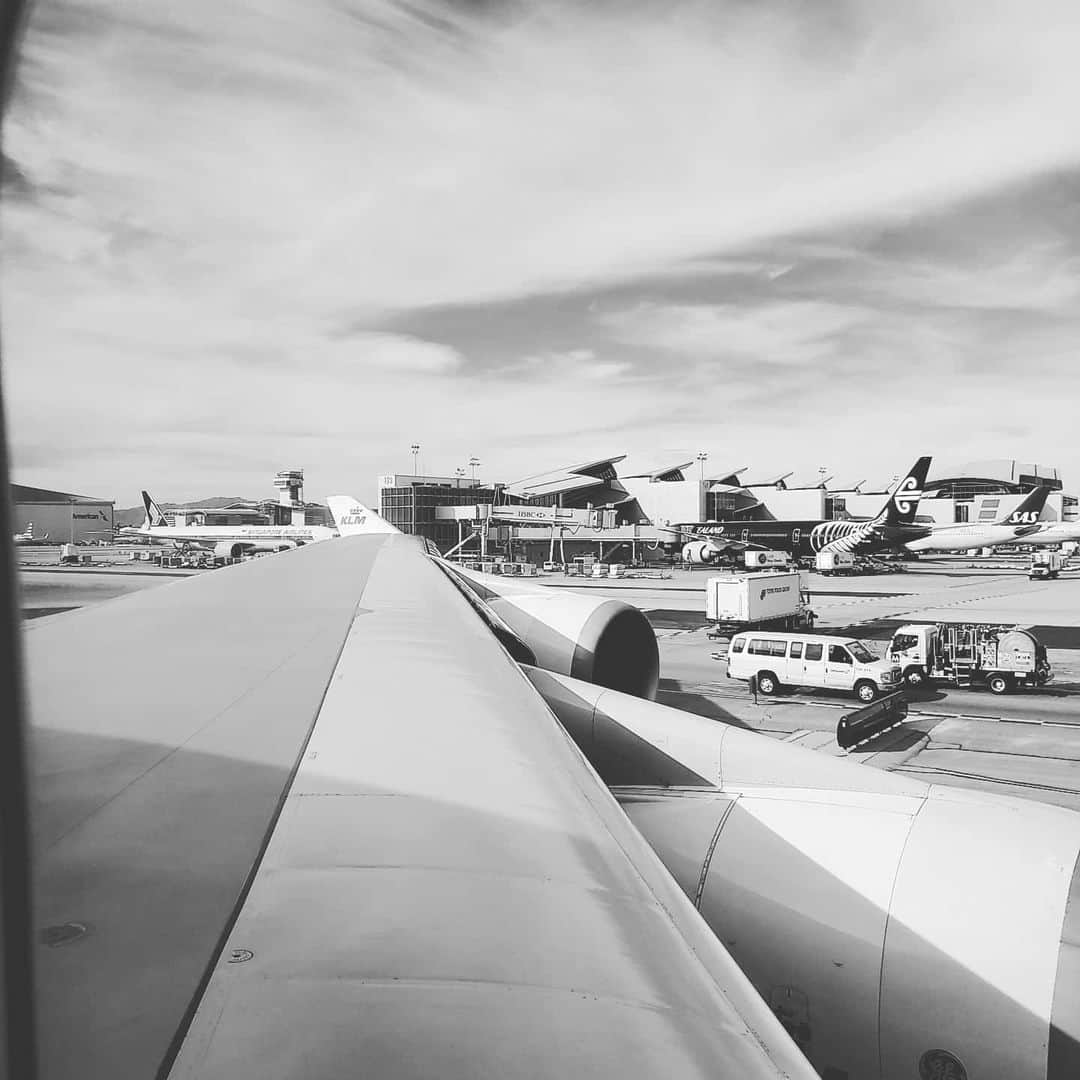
[743,550,790,570]
[814,551,855,575]
[706,572,814,632]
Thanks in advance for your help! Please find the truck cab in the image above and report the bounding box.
[1030,551,1063,580]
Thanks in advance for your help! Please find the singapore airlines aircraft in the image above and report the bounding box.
[904,484,1052,553]
[122,489,342,556]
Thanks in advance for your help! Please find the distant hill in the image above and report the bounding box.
[114,497,254,528]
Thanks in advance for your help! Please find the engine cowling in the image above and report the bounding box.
[526,669,1080,1080]
[682,541,721,564]
[439,563,659,699]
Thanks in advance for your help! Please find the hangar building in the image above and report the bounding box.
[12,484,115,544]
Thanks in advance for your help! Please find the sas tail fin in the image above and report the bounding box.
[1000,485,1050,526]
[326,497,399,536]
[875,456,932,526]
[141,490,169,529]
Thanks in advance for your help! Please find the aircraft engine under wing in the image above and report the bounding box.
[438,559,660,699]
[23,535,815,1080]
[526,670,1080,1080]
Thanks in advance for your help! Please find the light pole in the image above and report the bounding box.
[411,443,420,477]
[454,467,465,489]
[469,456,480,486]
[697,451,708,484]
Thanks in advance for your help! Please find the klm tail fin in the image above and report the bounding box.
[1000,485,1050,526]
[141,490,169,529]
[326,497,399,536]
[876,457,932,527]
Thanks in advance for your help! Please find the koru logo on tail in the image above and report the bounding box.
[893,475,923,515]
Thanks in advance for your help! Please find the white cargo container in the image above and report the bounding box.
[706,571,812,630]
[815,551,855,575]
[743,550,790,570]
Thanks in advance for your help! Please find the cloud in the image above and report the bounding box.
[5,0,1080,495]
[600,301,865,365]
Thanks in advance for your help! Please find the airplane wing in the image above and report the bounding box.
[24,534,814,1079]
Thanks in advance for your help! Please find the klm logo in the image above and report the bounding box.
[341,510,367,526]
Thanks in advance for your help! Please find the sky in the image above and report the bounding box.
[3,0,1080,504]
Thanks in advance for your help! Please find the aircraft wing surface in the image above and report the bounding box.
[24,535,813,1079]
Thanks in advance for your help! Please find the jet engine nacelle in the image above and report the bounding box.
[439,563,659,699]
[526,669,1080,1080]
[682,541,720,564]
[212,541,297,559]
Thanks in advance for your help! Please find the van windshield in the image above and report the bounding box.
[847,641,878,664]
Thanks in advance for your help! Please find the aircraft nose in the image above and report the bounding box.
[1049,856,1080,1079]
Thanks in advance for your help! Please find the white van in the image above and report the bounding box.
[726,631,901,703]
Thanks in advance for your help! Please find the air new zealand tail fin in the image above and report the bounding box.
[1000,485,1050,526]
[141,490,169,529]
[875,457,932,527]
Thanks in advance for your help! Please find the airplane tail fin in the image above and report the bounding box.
[141,490,169,529]
[875,456,932,527]
[326,497,399,536]
[1000,485,1050,526]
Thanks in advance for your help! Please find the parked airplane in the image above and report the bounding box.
[1015,509,1080,549]
[121,489,342,557]
[677,456,933,563]
[13,522,46,544]
[904,485,1052,553]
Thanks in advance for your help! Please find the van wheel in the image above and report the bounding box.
[855,681,878,703]
[987,674,1010,695]
[757,671,779,695]
[903,666,925,689]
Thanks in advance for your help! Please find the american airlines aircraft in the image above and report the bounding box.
[13,522,46,544]
[122,489,341,557]
[904,484,1052,553]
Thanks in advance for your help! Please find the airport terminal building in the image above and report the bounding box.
[377,456,1077,561]
[12,484,115,544]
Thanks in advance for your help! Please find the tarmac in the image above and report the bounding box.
[18,549,1080,811]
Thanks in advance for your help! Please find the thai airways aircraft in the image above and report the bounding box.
[121,490,342,557]
[677,456,933,563]
[13,522,47,544]
[904,485,1052,553]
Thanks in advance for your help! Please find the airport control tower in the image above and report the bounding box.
[273,469,306,525]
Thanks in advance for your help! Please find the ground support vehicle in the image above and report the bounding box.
[726,630,902,703]
[706,572,816,635]
[815,551,855,576]
[888,622,1052,694]
[1030,551,1064,579]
